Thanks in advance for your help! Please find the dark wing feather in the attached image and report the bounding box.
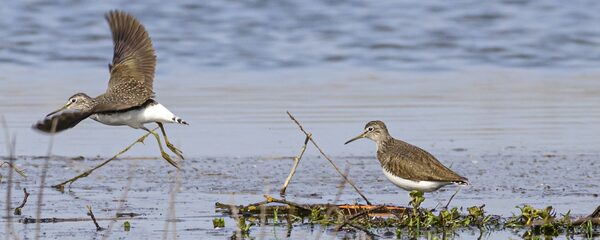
[33,110,91,134]
[97,10,155,112]
[378,139,468,183]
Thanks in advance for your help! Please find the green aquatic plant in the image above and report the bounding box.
[217,197,598,239]
[123,221,131,231]
[583,219,593,239]
[273,207,279,225]
[308,207,336,226]
[212,218,225,228]
[237,216,254,237]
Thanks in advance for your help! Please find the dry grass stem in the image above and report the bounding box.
[52,128,157,190]
[14,188,30,215]
[102,162,136,239]
[163,170,182,240]
[444,187,461,209]
[286,111,372,205]
[335,205,386,231]
[2,116,20,240]
[87,205,104,231]
[280,134,310,196]
[36,118,57,240]
[263,194,312,212]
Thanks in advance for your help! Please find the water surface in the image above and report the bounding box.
[1,0,600,239]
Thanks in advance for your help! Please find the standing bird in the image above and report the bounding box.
[34,10,187,169]
[345,121,468,192]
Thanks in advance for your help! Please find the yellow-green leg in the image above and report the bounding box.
[142,127,180,169]
[157,122,184,159]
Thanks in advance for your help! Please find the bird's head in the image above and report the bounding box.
[46,93,94,117]
[345,120,391,144]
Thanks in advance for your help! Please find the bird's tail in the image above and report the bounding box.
[171,116,188,125]
[454,180,469,186]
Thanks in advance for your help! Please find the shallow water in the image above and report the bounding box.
[0,152,598,239]
[1,0,600,239]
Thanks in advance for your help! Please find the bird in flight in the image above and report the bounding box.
[34,10,187,169]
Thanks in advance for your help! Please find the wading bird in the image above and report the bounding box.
[345,121,468,192]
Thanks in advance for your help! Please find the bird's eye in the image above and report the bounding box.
[367,127,374,132]
[70,99,77,103]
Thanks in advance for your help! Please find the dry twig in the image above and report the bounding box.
[13,188,30,215]
[52,128,156,190]
[286,111,372,205]
[280,134,310,196]
[335,205,386,231]
[264,195,312,212]
[444,187,461,209]
[87,205,103,231]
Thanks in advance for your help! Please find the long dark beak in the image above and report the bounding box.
[46,103,71,117]
[344,132,366,145]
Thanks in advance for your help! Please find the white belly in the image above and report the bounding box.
[382,169,450,192]
[90,103,177,129]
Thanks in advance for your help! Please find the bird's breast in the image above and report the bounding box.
[382,169,450,192]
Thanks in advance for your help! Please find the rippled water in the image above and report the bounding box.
[2,0,600,69]
[1,1,600,239]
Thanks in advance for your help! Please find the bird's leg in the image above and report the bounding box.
[141,127,180,169]
[157,122,184,159]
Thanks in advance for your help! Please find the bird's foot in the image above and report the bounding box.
[166,142,184,159]
[161,151,180,170]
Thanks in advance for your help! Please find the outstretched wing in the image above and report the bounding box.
[33,110,91,134]
[96,10,156,112]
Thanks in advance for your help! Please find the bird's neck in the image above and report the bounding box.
[374,135,393,152]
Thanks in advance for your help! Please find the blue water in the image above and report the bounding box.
[1,0,599,70]
[1,1,600,239]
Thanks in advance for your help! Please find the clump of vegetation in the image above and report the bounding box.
[123,221,131,231]
[212,218,225,228]
[236,216,253,237]
[216,194,599,239]
[506,205,598,238]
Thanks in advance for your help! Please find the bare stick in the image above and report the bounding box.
[52,128,156,190]
[335,205,386,231]
[14,188,30,215]
[102,162,136,240]
[286,111,372,205]
[572,205,600,225]
[280,134,310,196]
[35,118,57,240]
[444,187,461,209]
[0,162,27,178]
[264,195,312,212]
[86,205,103,231]
[2,117,19,240]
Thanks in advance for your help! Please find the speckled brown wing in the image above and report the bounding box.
[94,10,156,112]
[33,110,91,133]
[377,139,468,183]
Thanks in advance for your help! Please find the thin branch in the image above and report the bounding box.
[444,187,461,209]
[572,205,600,225]
[35,118,57,240]
[286,111,372,205]
[0,162,27,178]
[102,161,136,240]
[280,134,310,196]
[335,205,386,231]
[86,205,103,231]
[2,117,20,240]
[14,188,30,215]
[52,128,157,190]
[264,195,312,212]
